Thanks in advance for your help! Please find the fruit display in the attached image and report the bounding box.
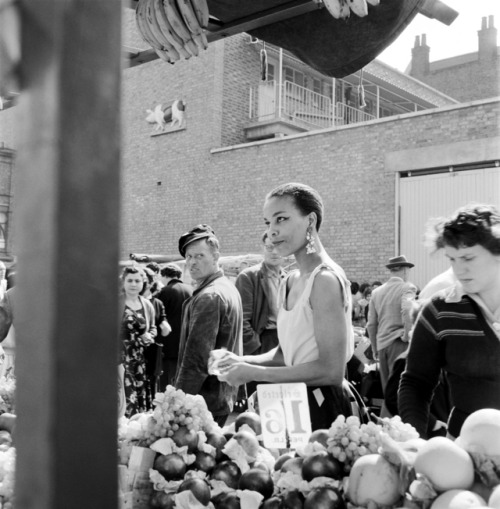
[1,378,498,508]
[0,375,16,509]
[114,393,500,509]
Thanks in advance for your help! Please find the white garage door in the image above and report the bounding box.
[399,167,500,290]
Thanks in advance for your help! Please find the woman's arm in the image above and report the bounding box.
[242,345,285,366]
[220,270,348,387]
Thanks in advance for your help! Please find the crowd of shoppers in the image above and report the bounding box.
[1,186,498,439]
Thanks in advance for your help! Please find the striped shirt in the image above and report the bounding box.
[399,287,500,438]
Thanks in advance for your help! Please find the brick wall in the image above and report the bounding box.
[220,35,262,147]
[120,80,500,284]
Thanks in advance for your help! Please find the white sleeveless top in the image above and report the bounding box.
[277,260,354,368]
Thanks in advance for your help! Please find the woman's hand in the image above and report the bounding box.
[139,332,154,346]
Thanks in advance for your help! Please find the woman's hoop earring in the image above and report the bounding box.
[306,225,316,254]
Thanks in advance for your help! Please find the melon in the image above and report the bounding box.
[414,436,475,491]
[430,489,487,509]
[457,408,500,456]
[347,454,401,507]
[489,485,500,509]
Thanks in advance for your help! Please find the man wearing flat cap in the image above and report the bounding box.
[366,255,417,415]
[174,224,243,425]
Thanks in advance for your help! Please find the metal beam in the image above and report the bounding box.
[205,0,322,43]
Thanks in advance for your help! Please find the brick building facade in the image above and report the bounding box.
[1,9,499,285]
[410,16,500,102]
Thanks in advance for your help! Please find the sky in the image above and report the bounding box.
[377,0,500,72]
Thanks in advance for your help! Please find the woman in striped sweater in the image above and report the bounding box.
[399,203,500,439]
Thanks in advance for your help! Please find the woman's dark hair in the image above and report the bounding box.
[146,262,160,274]
[350,281,359,294]
[359,282,371,294]
[266,182,324,231]
[362,286,372,299]
[120,265,145,280]
[425,203,500,255]
[161,263,182,280]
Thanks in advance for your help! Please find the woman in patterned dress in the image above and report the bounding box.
[119,266,157,417]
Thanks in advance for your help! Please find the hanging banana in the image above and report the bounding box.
[346,0,369,17]
[322,0,343,19]
[148,0,184,60]
[136,0,210,63]
[175,0,202,35]
[153,0,193,60]
[189,0,209,29]
[136,0,163,51]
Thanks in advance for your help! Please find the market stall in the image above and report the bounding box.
[0,0,472,508]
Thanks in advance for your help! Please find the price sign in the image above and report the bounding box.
[256,383,311,450]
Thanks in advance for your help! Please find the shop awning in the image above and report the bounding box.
[128,0,458,78]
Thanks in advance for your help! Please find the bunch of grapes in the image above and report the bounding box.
[0,375,15,415]
[375,414,419,442]
[0,447,15,507]
[141,385,216,445]
[326,415,418,472]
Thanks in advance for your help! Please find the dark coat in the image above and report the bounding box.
[175,270,243,416]
[156,279,193,359]
[234,262,286,355]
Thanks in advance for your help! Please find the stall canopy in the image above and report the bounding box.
[128,0,458,78]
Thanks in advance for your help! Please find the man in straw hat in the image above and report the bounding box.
[366,255,417,415]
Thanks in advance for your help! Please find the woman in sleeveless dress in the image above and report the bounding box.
[218,183,354,430]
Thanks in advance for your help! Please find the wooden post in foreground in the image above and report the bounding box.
[14,1,122,507]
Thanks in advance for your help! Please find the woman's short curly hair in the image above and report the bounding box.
[424,203,500,255]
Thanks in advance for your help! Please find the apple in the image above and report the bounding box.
[211,460,242,489]
[177,477,211,506]
[238,467,274,499]
[308,429,330,448]
[172,425,199,453]
[274,452,294,471]
[212,491,241,509]
[206,431,228,462]
[235,411,262,435]
[251,460,271,472]
[280,457,304,476]
[193,451,217,474]
[304,487,346,509]
[0,413,15,434]
[261,496,282,509]
[301,451,344,481]
[0,430,12,450]
[153,453,187,480]
[234,430,260,458]
[280,489,305,509]
[149,490,176,509]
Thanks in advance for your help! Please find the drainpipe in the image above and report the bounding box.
[376,85,380,118]
[278,48,283,118]
[331,77,336,126]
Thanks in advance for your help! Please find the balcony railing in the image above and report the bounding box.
[335,102,375,125]
[249,80,375,130]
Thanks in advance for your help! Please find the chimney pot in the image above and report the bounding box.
[481,16,487,29]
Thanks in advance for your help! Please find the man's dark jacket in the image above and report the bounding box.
[156,279,193,359]
[175,270,243,417]
[235,262,286,355]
